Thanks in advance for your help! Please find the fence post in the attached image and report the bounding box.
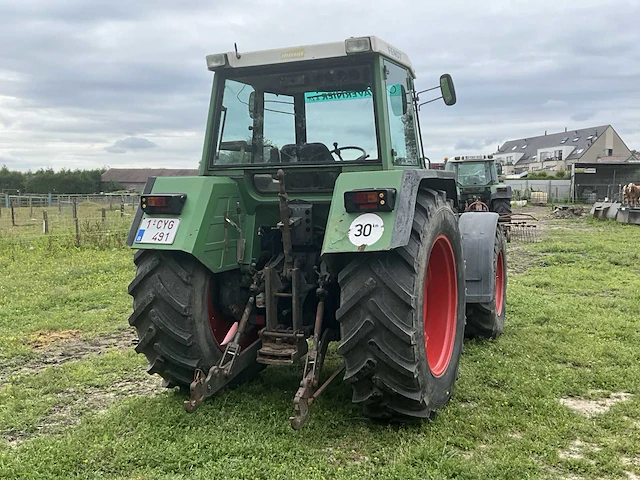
[48,192,52,207]
[75,217,80,246]
[120,202,124,217]
[11,199,15,226]
[102,208,106,223]
[72,199,78,219]
[43,210,49,234]
[29,196,33,218]
[4,193,8,209]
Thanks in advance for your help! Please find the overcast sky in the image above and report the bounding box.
[0,0,638,171]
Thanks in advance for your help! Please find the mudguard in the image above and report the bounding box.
[490,185,512,200]
[459,212,500,304]
[127,175,245,273]
[321,169,457,255]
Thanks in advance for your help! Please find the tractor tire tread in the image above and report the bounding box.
[338,188,458,420]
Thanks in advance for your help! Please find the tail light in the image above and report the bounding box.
[344,189,396,213]
[141,194,187,215]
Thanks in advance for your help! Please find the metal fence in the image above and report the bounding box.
[573,184,625,203]
[3,193,140,209]
[504,179,571,203]
[0,194,140,247]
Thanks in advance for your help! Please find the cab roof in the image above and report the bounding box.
[206,36,415,77]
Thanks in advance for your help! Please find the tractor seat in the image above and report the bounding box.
[280,143,333,163]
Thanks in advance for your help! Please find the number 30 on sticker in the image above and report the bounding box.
[348,213,384,246]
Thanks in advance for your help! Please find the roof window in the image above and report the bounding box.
[560,137,569,144]
[511,146,517,151]
[573,136,580,142]
[576,148,584,154]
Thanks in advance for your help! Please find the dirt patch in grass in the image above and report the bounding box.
[559,439,601,461]
[28,329,83,350]
[506,242,544,274]
[0,328,138,386]
[560,392,633,417]
[4,376,163,447]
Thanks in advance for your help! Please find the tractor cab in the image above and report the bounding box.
[445,155,501,188]
[204,37,455,182]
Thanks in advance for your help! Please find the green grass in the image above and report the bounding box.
[0,217,639,479]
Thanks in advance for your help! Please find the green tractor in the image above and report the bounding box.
[445,155,512,216]
[126,36,507,429]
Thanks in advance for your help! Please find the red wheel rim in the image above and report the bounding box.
[423,234,458,378]
[207,280,257,348]
[495,250,505,316]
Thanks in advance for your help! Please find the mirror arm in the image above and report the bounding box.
[417,96,443,110]
[415,85,440,96]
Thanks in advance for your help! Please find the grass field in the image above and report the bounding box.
[0,210,639,479]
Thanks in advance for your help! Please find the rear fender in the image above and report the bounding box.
[459,212,500,303]
[127,175,245,273]
[321,169,457,255]
[490,185,512,200]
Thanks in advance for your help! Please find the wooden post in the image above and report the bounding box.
[75,217,80,246]
[72,198,78,219]
[120,203,124,217]
[58,196,62,213]
[43,210,49,234]
[29,197,33,218]
[102,208,106,223]
[11,200,15,226]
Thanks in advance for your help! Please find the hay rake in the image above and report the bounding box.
[500,213,539,243]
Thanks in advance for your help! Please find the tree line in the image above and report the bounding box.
[0,167,122,194]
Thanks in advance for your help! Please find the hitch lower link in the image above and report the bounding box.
[290,287,343,430]
[184,296,259,413]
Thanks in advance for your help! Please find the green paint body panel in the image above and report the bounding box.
[131,176,244,273]
[322,170,404,254]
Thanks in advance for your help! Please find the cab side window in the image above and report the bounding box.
[383,60,419,166]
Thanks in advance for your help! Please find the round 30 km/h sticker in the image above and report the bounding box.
[348,213,384,246]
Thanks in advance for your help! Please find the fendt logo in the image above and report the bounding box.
[387,46,402,60]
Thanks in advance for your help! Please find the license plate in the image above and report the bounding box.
[134,217,181,244]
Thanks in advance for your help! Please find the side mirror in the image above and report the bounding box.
[248,91,256,119]
[389,84,407,117]
[440,74,456,106]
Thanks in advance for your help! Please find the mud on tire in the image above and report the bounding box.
[336,187,466,420]
[128,250,261,388]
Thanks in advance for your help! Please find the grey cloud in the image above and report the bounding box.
[105,137,158,154]
[0,0,639,170]
[454,139,484,150]
[571,112,597,122]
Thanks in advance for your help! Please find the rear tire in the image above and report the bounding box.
[465,227,507,338]
[337,188,466,420]
[128,250,262,388]
[491,198,512,216]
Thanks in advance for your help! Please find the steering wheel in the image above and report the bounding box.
[330,142,369,161]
